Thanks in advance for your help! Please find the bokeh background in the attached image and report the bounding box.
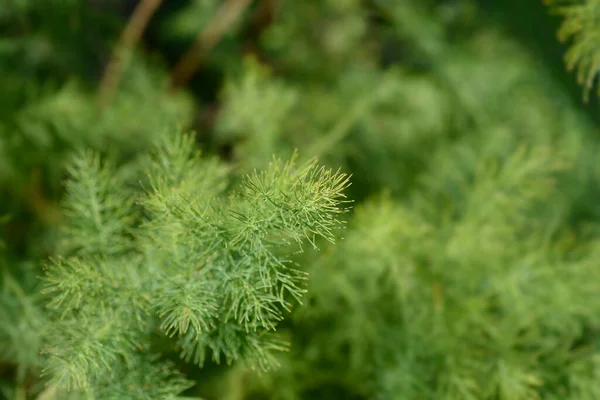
[2,0,600,399]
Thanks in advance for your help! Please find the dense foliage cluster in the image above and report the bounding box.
[1,0,600,399]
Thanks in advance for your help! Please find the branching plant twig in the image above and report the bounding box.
[97,0,163,107]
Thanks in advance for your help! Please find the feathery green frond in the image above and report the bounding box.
[40,130,350,395]
[546,0,600,100]
[58,150,137,257]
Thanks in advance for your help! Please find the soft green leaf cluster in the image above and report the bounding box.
[0,266,46,398]
[40,132,350,398]
[216,59,298,170]
[0,0,194,190]
[546,0,600,100]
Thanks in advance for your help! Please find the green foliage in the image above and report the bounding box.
[249,143,600,400]
[546,0,600,100]
[40,132,349,397]
[2,0,600,399]
[215,59,298,170]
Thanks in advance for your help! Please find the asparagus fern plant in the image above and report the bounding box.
[3,0,600,399]
[40,132,350,398]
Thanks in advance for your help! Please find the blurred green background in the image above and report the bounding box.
[2,0,600,399]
